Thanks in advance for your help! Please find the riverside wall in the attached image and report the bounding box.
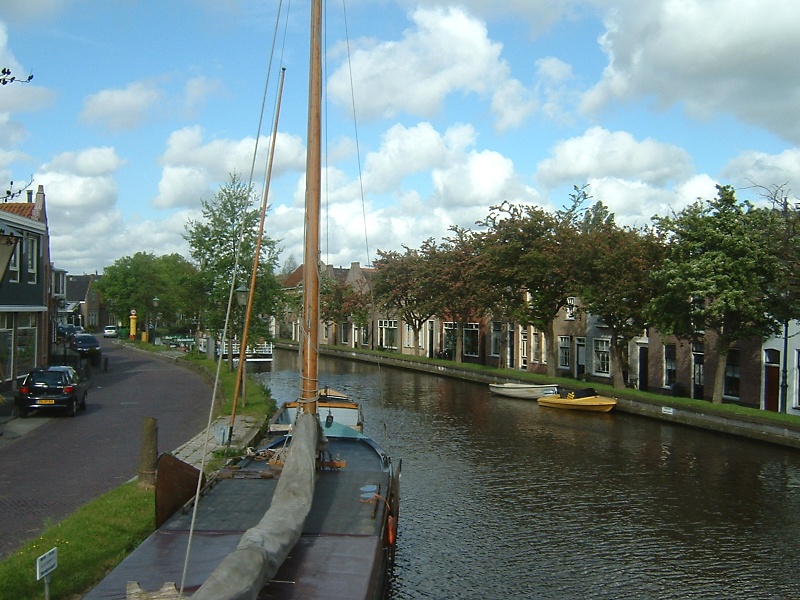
[276,342,800,451]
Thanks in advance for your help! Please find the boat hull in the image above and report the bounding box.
[489,383,559,399]
[85,428,397,599]
[537,396,616,412]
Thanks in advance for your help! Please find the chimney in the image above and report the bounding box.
[36,184,45,203]
[27,189,33,202]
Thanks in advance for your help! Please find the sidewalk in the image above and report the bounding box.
[171,414,264,469]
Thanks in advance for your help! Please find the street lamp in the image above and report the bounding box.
[235,284,249,307]
[151,297,159,344]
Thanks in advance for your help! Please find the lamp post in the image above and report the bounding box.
[148,296,159,344]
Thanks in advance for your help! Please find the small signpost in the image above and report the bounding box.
[36,547,57,600]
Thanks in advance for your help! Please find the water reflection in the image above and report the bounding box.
[257,349,800,599]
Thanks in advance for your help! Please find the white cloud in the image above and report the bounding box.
[582,0,800,143]
[45,147,125,177]
[153,126,306,209]
[0,0,68,22]
[327,6,535,130]
[587,174,717,225]
[183,76,224,117]
[536,126,694,188]
[80,81,163,131]
[722,148,800,196]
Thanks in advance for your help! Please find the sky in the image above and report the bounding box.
[0,0,798,276]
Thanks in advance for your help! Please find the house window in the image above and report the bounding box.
[724,349,740,399]
[664,344,677,387]
[17,312,37,374]
[795,351,800,409]
[379,320,397,350]
[530,328,539,362]
[403,323,412,348]
[520,328,528,369]
[8,240,19,283]
[341,323,349,345]
[443,322,456,358]
[593,338,611,375]
[565,297,576,320]
[464,323,479,357]
[558,336,570,368]
[360,326,369,346]
[491,322,502,357]
[26,237,37,284]
[0,314,10,382]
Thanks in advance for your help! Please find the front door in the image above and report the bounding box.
[764,349,780,411]
[638,346,649,391]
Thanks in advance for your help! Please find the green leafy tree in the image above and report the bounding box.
[373,245,440,356]
[649,185,785,403]
[184,173,283,345]
[96,253,201,336]
[480,187,585,376]
[575,203,665,388]
[320,273,349,345]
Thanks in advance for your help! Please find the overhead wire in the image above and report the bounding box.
[177,1,292,595]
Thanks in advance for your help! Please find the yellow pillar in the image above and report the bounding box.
[129,311,138,340]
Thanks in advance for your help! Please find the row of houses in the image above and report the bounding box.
[279,261,800,415]
[0,185,103,392]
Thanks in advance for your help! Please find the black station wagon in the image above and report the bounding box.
[15,365,88,417]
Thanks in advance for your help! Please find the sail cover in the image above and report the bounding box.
[192,412,320,600]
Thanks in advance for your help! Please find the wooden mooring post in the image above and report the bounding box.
[138,417,158,489]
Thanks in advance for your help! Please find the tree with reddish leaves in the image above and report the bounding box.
[480,188,585,377]
[373,244,440,356]
[428,228,490,363]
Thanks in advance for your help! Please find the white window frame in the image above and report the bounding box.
[565,296,576,320]
[379,320,398,350]
[26,236,37,284]
[593,338,611,376]
[8,240,19,283]
[558,336,571,369]
[463,322,480,357]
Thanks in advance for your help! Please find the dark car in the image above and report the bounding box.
[15,365,88,417]
[57,323,77,341]
[70,333,102,366]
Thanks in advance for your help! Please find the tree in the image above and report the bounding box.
[480,187,585,376]
[373,245,440,356]
[96,252,199,335]
[320,273,349,345]
[649,185,785,403]
[429,228,488,363]
[574,203,665,388]
[184,173,283,347]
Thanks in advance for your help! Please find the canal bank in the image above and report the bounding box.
[276,341,800,450]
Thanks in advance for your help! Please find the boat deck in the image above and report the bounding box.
[85,435,393,599]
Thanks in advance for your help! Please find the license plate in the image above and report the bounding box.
[37,399,55,405]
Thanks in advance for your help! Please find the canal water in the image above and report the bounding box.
[257,349,800,599]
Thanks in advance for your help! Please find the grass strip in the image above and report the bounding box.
[0,482,154,600]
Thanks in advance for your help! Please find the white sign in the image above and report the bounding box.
[661,406,675,416]
[36,547,57,580]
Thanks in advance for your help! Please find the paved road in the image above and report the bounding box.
[0,339,213,558]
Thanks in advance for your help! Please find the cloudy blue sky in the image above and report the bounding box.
[0,0,797,275]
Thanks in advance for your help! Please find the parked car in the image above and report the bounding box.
[70,333,102,366]
[103,325,118,338]
[57,323,77,340]
[15,365,88,417]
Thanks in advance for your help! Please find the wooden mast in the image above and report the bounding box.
[301,0,322,414]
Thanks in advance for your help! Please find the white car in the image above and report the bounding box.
[103,325,118,338]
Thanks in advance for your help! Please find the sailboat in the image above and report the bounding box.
[85,1,399,597]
